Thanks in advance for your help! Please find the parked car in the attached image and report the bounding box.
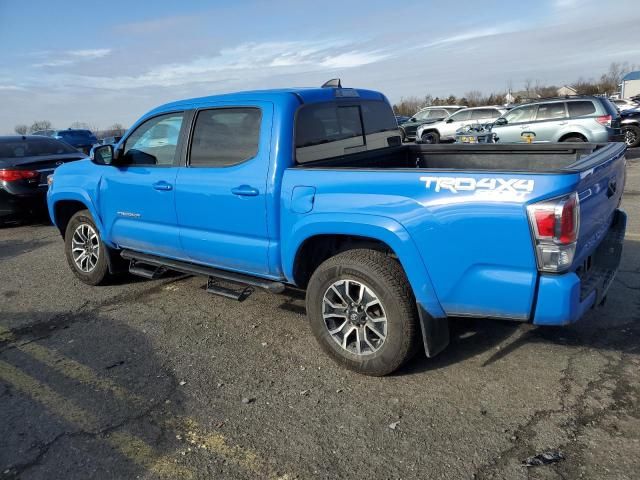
[33,129,98,154]
[395,115,411,125]
[415,106,505,144]
[48,84,626,376]
[611,98,640,112]
[399,106,464,142]
[621,109,640,148]
[0,136,86,225]
[491,96,623,144]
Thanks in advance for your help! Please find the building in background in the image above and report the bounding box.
[621,71,640,99]
[557,85,578,96]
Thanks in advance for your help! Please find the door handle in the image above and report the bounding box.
[152,181,173,191]
[231,185,259,197]
[558,121,568,126]
[519,125,531,129]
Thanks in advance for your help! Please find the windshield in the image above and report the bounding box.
[0,137,78,159]
[414,110,431,120]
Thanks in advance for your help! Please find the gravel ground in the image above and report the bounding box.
[1,149,639,479]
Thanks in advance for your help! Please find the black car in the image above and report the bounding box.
[622,110,640,148]
[0,136,86,224]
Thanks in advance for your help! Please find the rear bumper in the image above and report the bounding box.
[0,188,46,218]
[533,209,626,325]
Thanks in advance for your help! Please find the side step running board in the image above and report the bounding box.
[121,250,286,294]
[129,259,167,279]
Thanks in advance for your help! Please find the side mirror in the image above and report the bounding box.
[446,118,454,124]
[495,117,508,126]
[90,144,114,165]
[410,117,416,122]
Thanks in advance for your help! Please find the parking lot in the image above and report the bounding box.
[0,149,639,479]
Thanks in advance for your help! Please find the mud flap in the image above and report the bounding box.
[417,304,450,358]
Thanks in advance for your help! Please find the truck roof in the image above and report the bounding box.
[148,87,388,116]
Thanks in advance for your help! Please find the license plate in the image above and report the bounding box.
[460,136,476,143]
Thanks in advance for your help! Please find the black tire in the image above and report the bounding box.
[64,210,110,286]
[623,125,640,148]
[421,131,440,144]
[561,135,586,142]
[306,249,420,376]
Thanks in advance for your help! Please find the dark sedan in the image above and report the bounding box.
[0,136,86,224]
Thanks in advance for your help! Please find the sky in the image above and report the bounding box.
[1,0,639,134]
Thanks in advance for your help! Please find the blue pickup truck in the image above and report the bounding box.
[47,83,627,375]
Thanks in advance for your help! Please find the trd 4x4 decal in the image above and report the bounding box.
[420,176,535,195]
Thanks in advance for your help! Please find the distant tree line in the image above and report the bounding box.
[14,121,126,139]
[393,61,638,116]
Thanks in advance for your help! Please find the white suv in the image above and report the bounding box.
[415,106,506,144]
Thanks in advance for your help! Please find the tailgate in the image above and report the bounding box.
[571,143,626,268]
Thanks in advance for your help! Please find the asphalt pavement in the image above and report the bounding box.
[1,150,639,479]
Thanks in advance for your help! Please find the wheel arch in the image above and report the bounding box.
[49,190,106,242]
[284,214,445,319]
[558,131,588,142]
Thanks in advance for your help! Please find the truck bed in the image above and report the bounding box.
[294,143,615,173]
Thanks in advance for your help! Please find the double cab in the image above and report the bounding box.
[48,83,627,375]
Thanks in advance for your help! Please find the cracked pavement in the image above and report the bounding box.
[0,149,639,479]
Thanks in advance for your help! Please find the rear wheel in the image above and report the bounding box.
[306,249,420,376]
[421,131,440,144]
[64,210,110,285]
[623,125,640,148]
[561,135,586,142]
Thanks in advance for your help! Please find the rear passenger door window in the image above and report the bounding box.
[567,101,596,117]
[122,113,184,166]
[189,108,262,167]
[296,104,365,163]
[536,103,567,121]
[471,109,498,120]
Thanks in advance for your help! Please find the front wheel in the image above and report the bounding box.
[561,135,585,142]
[306,249,420,376]
[64,210,110,285]
[623,125,640,148]
[420,131,440,144]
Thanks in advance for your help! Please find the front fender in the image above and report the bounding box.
[283,212,446,318]
[47,188,112,247]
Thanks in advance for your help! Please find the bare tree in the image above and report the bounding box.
[524,78,534,98]
[106,123,126,137]
[14,124,28,135]
[70,121,91,130]
[29,120,52,133]
[464,90,484,107]
[392,96,426,116]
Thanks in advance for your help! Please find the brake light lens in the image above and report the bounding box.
[527,192,580,272]
[0,169,40,182]
[596,114,612,127]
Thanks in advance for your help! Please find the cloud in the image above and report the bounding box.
[67,49,111,58]
[32,48,112,68]
[26,40,388,90]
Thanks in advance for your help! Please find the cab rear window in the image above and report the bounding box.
[295,100,399,164]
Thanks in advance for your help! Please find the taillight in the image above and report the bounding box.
[596,114,612,127]
[0,169,40,182]
[527,192,580,272]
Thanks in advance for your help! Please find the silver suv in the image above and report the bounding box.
[415,106,505,143]
[492,96,623,144]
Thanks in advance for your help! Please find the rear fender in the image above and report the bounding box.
[283,213,446,319]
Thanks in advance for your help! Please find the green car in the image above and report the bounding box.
[399,106,464,141]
